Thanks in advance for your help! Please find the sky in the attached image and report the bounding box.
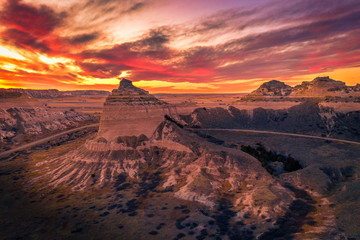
[0,0,359,93]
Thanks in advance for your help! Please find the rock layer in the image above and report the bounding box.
[0,107,96,142]
[35,119,294,219]
[98,78,191,140]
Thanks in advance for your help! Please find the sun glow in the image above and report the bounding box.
[1,63,17,71]
[0,46,25,60]
[118,71,132,79]
[38,54,72,65]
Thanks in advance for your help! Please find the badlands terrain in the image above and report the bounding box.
[0,77,360,239]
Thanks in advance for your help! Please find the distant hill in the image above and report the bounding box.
[0,88,110,98]
[248,80,292,96]
[242,77,360,102]
[0,92,29,99]
[290,76,359,97]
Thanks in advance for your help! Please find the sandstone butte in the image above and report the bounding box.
[244,76,360,98]
[98,78,193,141]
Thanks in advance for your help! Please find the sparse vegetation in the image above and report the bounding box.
[188,174,213,195]
[241,143,302,174]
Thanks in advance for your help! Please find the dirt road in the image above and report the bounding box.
[0,123,99,157]
[197,128,360,146]
[2,125,359,158]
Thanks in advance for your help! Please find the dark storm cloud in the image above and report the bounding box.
[2,28,51,52]
[122,2,147,14]
[134,28,172,54]
[181,46,218,69]
[0,0,64,36]
[76,27,174,78]
[78,62,131,78]
[200,21,225,31]
[83,0,148,14]
[67,32,100,44]
[84,0,114,8]
[0,0,65,53]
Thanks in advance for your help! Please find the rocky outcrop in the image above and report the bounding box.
[242,77,360,101]
[248,80,292,97]
[291,76,349,97]
[0,107,97,142]
[98,78,191,141]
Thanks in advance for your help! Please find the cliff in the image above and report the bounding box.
[180,102,360,141]
[40,119,294,219]
[0,107,97,143]
[98,78,191,140]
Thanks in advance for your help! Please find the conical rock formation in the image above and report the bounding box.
[98,78,186,141]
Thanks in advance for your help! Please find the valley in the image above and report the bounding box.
[1,77,359,239]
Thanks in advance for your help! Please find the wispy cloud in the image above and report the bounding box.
[0,0,359,92]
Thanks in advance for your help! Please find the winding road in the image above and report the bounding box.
[196,128,360,146]
[0,123,99,158]
[1,124,359,158]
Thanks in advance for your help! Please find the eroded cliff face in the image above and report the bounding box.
[180,101,360,141]
[98,78,192,141]
[0,107,96,142]
[35,119,294,220]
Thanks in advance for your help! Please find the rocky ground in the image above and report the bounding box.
[0,105,99,152]
[1,79,358,239]
[0,121,353,239]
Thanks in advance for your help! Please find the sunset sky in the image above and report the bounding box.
[0,0,359,93]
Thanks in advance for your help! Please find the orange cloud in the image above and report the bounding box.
[0,0,359,92]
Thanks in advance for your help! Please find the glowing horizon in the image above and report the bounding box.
[0,0,359,93]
